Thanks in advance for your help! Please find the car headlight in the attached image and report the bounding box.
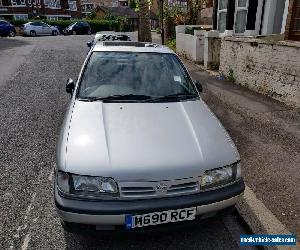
[201,162,241,190]
[57,171,118,197]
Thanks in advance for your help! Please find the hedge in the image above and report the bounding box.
[8,19,132,33]
[185,26,203,35]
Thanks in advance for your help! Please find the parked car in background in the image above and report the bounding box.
[21,21,59,37]
[63,21,91,35]
[55,41,245,232]
[0,20,16,37]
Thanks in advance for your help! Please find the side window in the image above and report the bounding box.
[218,0,228,33]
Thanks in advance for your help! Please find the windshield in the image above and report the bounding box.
[78,52,198,101]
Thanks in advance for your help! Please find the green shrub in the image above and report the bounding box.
[227,69,235,82]
[166,39,176,52]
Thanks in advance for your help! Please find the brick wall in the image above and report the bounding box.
[219,37,300,107]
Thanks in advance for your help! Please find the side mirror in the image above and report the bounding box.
[194,80,203,92]
[87,41,92,48]
[66,78,75,94]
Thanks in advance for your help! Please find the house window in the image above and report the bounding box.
[14,14,28,20]
[234,0,248,34]
[47,16,59,20]
[11,0,26,6]
[44,0,61,8]
[68,0,77,11]
[218,0,228,33]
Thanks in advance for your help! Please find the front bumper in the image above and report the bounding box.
[55,179,245,226]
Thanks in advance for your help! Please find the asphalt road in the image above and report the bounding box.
[0,36,252,250]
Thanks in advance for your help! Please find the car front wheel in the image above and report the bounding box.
[52,30,58,36]
[30,30,36,37]
[72,30,76,35]
[9,30,16,37]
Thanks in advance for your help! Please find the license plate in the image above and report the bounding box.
[125,207,196,229]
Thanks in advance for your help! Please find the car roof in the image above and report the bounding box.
[92,41,175,54]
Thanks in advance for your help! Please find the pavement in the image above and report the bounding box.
[0,35,256,250]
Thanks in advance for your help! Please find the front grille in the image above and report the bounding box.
[167,181,199,195]
[119,177,200,200]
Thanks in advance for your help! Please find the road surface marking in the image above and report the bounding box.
[48,169,54,181]
[21,234,31,250]
[25,192,36,220]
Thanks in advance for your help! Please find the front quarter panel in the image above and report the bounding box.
[57,100,75,171]
[57,52,91,172]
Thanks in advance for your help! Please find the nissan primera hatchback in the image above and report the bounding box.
[55,41,245,232]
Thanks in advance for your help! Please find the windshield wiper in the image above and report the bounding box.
[78,94,152,102]
[145,93,198,102]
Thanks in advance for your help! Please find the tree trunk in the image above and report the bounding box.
[138,0,152,42]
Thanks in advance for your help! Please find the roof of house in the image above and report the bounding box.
[98,6,139,19]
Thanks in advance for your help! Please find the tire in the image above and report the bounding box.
[72,30,76,35]
[30,30,36,37]
[52,30,58,36]
[87,30,91,35]
[9,31,16,37]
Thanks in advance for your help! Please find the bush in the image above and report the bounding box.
[86,19,120,33]
[185,26,203,35]
[166,39,176,52]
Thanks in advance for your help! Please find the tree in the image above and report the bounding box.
[129,0,137,9]
[186,0,208,24]
[138,0,152,42]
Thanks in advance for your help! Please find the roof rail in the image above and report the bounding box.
[102,41,162,48]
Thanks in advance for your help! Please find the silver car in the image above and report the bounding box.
[55,41,245,232]
[21,21,59,37]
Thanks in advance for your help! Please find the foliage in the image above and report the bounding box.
[166,39,176,52]
[185,26,203,35]
[87,10,96,20]
[163,5,186,39]
[163,5,185,25]
[227,69,235,82]
[186,0,208,24]
[129,0,137,9]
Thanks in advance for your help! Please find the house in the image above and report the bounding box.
[212,0,300,41]
[80,0,127,18]
[0,0,82,20]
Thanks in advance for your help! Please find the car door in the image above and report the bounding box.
[42,23,51,35]
[0,21,6,35]
[33,22,43,35]
[76,22,83,34]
